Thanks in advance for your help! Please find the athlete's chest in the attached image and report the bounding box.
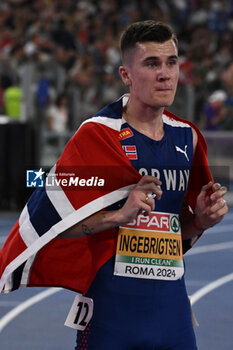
[120,122,193,213]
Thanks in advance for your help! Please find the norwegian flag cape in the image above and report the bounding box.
[0,95,212,294]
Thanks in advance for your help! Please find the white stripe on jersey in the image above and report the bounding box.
[81,116,124,131]
[162,114,191,128]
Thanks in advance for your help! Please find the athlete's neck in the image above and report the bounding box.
[123,99,165,141]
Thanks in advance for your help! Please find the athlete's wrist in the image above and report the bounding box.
[103,208,128,227]
[191,216,206,234]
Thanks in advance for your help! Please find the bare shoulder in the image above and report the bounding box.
[191,127,198,153]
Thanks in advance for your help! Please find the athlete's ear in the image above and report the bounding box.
[119,66,131,86]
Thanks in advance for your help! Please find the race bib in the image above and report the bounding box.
[64,295,93,331]
[114,212,184,281]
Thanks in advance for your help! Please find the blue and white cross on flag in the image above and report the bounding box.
[26,168,45,188]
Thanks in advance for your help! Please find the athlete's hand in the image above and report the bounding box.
[194,181,228,229]
[117,176,162,226]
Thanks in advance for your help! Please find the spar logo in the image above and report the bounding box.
[126,212,170,232]
[170,215,180,233]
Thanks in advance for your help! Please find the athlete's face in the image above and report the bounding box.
[120,40,179,109]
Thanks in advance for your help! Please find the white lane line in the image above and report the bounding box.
[0,287,62,333]
[190,272,233,306]
[186,241,233,256]
[187,237,233,305]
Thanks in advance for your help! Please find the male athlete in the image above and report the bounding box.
[0,20,228,350]
[58,21,228,349]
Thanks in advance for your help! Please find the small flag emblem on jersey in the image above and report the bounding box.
[26,168,45,188]
[123,145,138,160]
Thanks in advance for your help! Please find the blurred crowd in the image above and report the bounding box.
[1,0,233,131]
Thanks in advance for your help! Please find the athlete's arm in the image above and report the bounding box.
[59,175,162,238]
[181,128,228,240]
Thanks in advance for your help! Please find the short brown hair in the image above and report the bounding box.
[120,20,178,64]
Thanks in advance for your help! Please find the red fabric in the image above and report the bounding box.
[26,122,141,294]
[0,111,212,294]
[27,115,212,293]
[28,229,118,294]
[55,122,141,209]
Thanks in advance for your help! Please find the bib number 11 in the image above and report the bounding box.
[64,295,94,331]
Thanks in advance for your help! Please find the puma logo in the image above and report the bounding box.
[175,145,189,162]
